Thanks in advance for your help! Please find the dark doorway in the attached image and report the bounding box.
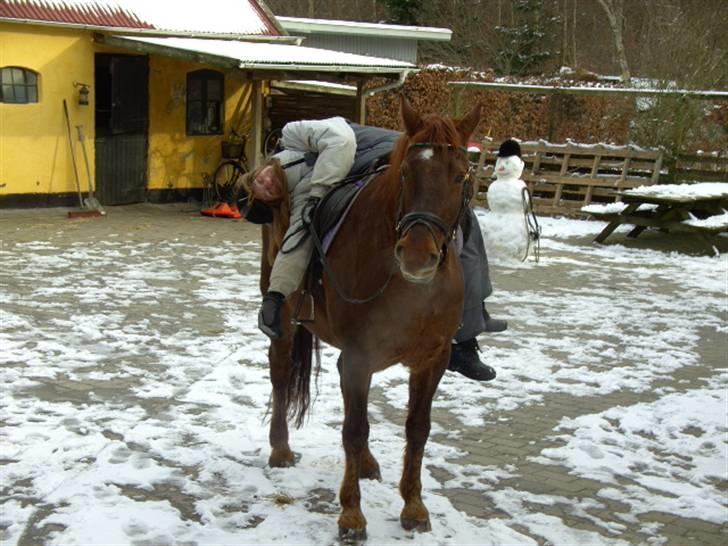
[94,54,149,205]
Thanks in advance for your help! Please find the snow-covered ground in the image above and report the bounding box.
[0,205,725,545]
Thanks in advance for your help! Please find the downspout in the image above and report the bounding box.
[365,69,412,97]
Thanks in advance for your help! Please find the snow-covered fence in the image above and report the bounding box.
[473,140,664,216]
[666,151,728,184]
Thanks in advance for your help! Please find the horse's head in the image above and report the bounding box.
[392,96,482,283]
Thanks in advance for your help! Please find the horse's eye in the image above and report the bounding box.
[454,174,466,184]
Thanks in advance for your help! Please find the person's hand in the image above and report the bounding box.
[302,196,320,226]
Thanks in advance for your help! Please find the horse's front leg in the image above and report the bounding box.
[337,352,373,541]
[400,352,448,532]
[268,331,295,467]
[337,356,381,481]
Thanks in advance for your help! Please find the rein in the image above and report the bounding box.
[521,186,542,262]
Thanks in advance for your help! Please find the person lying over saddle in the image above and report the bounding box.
[237,116,507,382]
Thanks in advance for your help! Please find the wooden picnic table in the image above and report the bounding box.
[582,183,728,255]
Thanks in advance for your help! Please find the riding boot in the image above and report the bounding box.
[483,306,508,332]
[258,291,285,339]
[447,338,496,381]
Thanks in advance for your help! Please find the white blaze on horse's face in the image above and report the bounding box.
[418,147,434,161]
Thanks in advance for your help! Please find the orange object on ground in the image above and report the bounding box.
[201,202,242,219]
[68,209,104,219]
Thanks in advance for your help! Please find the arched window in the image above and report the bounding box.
[1,67,39,103]
[186,69,224,135]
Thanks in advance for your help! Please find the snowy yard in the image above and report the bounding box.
[0,205,726,545]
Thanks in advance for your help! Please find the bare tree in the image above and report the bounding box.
[595,0,630,82]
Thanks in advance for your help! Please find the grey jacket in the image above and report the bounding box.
[274,117,356,259]
[275,116,357,201]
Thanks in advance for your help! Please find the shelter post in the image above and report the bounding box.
[251,80,264,168]
[355,80,367,124]
[451,86,464,118]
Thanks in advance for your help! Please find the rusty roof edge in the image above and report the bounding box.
[254,0,288,36]
[0,16,302,43]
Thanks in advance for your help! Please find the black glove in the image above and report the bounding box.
[301,196,320,226]
[258,291,285,339]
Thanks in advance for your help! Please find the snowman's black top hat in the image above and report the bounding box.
[497,139,521,158]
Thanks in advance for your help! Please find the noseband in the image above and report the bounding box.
[396,142,473,264]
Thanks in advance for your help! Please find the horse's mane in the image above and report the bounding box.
[388,113,462,170]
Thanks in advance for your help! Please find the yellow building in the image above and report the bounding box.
[0,0,413,207]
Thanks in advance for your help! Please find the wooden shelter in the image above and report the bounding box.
[0,0,415,207]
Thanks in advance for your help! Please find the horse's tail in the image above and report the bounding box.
[288,326,320,429]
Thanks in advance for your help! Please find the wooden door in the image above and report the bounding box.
[94,54,149,205]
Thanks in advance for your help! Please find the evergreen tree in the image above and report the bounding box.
[494,0,557,75]
[377,0,421,25]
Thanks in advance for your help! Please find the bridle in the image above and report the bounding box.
[396,142,474,265]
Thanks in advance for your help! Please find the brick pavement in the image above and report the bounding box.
[372,352,726,546]
[2,203,724,546]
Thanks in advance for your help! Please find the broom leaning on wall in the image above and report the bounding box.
[63,99,104,219]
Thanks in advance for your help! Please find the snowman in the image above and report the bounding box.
[482,139,536,262]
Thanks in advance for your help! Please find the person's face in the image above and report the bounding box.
[251,165,283,203]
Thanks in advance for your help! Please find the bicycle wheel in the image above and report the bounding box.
[212,160,245,203]
[263,128,282,156]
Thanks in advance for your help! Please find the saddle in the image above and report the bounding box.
[311,167,384,254]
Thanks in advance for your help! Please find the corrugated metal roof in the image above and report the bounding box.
[278,16,452,41]
[113,35,415,73]
[0,0,279,35]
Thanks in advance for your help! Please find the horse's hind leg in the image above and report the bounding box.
[268,335,295,467]
[337,352,373,541]
[337,356,381,481]
[399,360,446,532]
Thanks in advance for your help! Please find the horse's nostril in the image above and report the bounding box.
[394,242,404,262]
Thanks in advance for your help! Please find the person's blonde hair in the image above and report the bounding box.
[235,158,290,265]
[236,158,287,207]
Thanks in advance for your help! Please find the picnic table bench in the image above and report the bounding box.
[473,140,663,215]
[581,182,728,255]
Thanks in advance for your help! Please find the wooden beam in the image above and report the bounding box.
[251,80,264,169]
[95,33,240,69]
[355,80,366,124]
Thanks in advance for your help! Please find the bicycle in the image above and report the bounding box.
[263,127,282,157]
[212,130,249,204]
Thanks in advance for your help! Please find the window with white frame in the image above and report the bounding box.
[1,67,39,103]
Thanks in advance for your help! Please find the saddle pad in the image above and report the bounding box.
[313,170,380,254]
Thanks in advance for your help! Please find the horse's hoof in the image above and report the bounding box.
[338,526,367,543]
[400,516,431,532]
[268,449,296,468]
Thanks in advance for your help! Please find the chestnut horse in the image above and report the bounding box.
[259,97,482,541]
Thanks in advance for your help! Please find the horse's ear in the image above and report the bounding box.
[456,102,482,143]
[400,94,423,136]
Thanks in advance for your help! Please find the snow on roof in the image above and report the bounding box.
[0,0,279,36]
[277,16,452,41]
[120,35,414,72]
